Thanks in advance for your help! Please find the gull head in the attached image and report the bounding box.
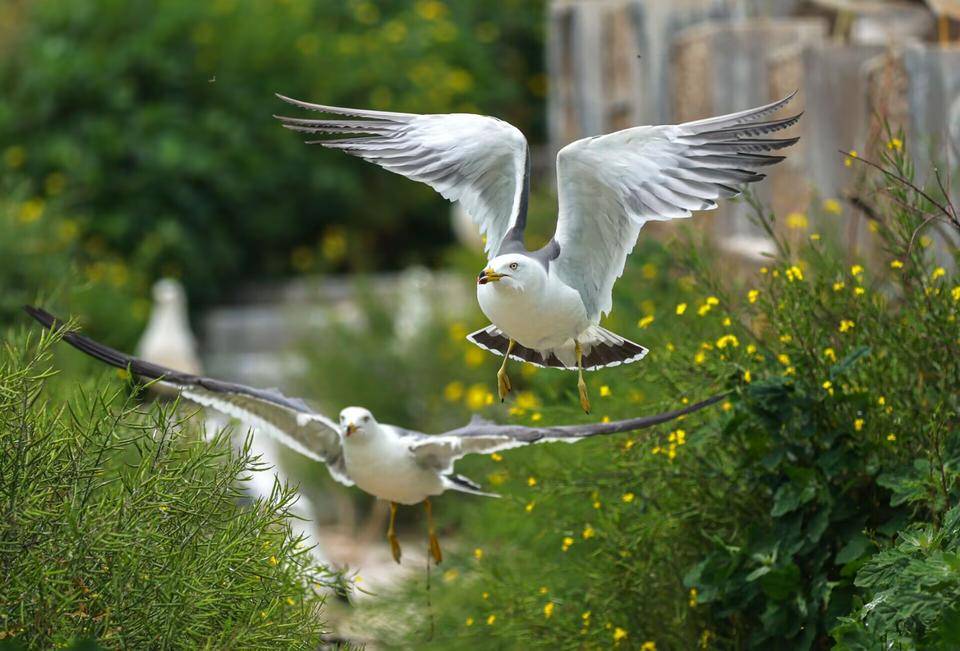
[339,406,378,439]
[477,253,543,293]
[152,278,188,307]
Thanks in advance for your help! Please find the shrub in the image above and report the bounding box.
[352,140,959,649]
[0,326,338,648]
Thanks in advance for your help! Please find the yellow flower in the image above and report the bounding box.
[748,289,759,304]
[833,281,845,292]
[527,476,537,487]
[779,334,793,344]
[525,501,535,512]
[697,303,712,317]
[582,524,596,539]
[515,391,539,410]
[613,627,629,643]
[823,347,837,362]
[854,418,864,432]
[822,380,832,390]
[706,296,719,306]
[760,266,768,274]
[743,370,752,383]
[601,415,610,423]
[593,500,602,509]
[785,265,804,282]
[890,260,904,269]
[920,235,933,248]
[839,319,855,333]
[854,287,865,296]
[640,640,655,651]
[465,347,486,367]
[599,385,611,397]
[17,199,44,224]
[716,334,739,349]
[887,433,897,442]
[877,396,886,406]
[286,596,295,606]
[931,267,946,280]
[952,287,960,302]
[443,381,464,402]
[786,212,808,229]
[531,412,542,422]
[268,555,278,566]
[582,610,591,621]
[887,137,903,152]
[443,568,459,582]
[561,536,574,552]
[777,354,790,366]
[722,401,733,412]
[465,383,488,410]
[746,344,757,354]
[474,548,483,560]
[694,350,707,365]
[676,302,687,315]
[486,614,496,626]
[4,145,25,168]
[689,587,698,607]
[638,315,655,328]
[490,453,503,462]
[465,617,474,626]
[810,233,821,241]
[543,602,554,618]
[845,150,858,167]
[851,264,864,276]
[622,492,635,503]
[822,198,842,215]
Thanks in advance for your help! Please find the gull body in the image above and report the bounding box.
[275,92,800,411]
[339,408,444,505]
[476,253,589,361]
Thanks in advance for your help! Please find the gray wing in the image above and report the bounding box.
[274,95,530,258]
[407,394,726,473]
[24,306,353,486]
[553,92,799,321]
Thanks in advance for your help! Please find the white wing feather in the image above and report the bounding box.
[275,96,529,258]
[553,93,800,321]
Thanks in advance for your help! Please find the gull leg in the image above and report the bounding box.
[387,501,402,564]
[424,498,443,564]
[497,339,515,402]
[939,15,950,45]
[576,341,591,414]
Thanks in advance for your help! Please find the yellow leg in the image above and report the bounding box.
[939,15,950,46]
[424,498,442,564]
[576,341,590,414]
[387,501,402,564]
[497,340,515,402]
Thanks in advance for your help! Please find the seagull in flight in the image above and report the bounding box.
[275,92,800,413]
[27,306,723,565]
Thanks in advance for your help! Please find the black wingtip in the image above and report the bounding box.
[24,305,58,330]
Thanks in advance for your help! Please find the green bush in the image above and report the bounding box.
[1,0,545,303]
[0,327,338,648]
[343,141,959,649]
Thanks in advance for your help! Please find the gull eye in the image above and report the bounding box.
[509,262,519,271]
[363,415,370,423]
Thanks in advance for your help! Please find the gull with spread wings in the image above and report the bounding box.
[27,306,722,565]
[275,92,800,413]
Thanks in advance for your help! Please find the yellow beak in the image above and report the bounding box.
[345,423,358,437]
[477,268,504,285]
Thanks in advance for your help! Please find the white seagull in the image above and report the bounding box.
[275,92,800,413]
[27,306,723,565]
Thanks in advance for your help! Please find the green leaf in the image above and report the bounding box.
[760,562,802,600]
[829,346,871,379]
[772,478,817,517]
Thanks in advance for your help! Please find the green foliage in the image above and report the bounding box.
[0,328,337,648]
[832,505,960,649]
[0,175,147,347]
[330,141,960,649]
[1,0,545,303]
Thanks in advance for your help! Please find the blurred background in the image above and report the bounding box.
[2,0,959,646]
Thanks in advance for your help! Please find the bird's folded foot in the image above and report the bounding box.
[497,368,512,402]
[429,532,443,565]
[388,532,402,564]
[578,376,591,414]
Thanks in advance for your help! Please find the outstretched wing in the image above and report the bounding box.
[275,95,530,258]
[407,394,725,472]
[553,92,800,321]
[25,306,353,486]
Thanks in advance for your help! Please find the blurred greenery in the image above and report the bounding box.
[0,327,340,648]
[0,0,545,305]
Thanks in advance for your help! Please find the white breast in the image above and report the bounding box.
[342,426,444,505]
[477,270,590,350]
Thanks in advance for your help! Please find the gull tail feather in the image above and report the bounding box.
[466,324,648,371]
[443,473,499,498]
